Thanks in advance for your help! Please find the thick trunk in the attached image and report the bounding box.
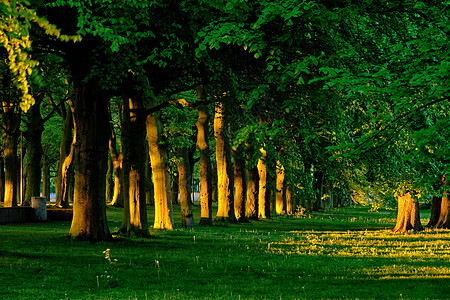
[434,194,449,229]
[246,164,259,220]
[214,102,236,223]
[257,148,271,219]
[24,102,44,206]
[55,106,74,208]
[3,132,18,207]
[2,101,20,207]
[393,192,424,233]
[120,97,148,235]
[177,148,195,228]
[195,89,213,225]
[232,145,247,222]
[147,110,174,230]
[68,85,111,241]
[427,196,442,228]
[275,161,285,215]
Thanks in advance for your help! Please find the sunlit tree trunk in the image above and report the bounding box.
[275,161,285,215]
[2,101,21,207]
[214,101,235,222]
[232,144,247,222]
[147,109,174,230]
[195,88,213,225]
[55,104,74,208]
[68,85,111,241]
[178,148,195,228]
[120,97,148,235]
[257,148,270,219]
[246,164,259,220]
[393,192,424,233]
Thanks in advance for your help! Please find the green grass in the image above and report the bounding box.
[1,204,449,299]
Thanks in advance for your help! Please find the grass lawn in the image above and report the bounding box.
[1,204,450,299]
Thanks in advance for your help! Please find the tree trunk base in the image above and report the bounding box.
[214,216,237,223]
[182,215,195,228]
[198,217,212,226]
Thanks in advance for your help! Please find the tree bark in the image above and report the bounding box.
[55,104,74,208]
[214,101,236,222]
[426,196,442,228]
[2,101,21,207]
[145,153,155,206]
[120,97,148,235]
[23,102,44,206]
[177,148,195,228]
[106,155,113,203]
[147,109,174,230]
[0,151,4,203]
[257,148,271,219]
[171,174,179,205]
[285,184,293,215]
[41,148,50,203]
[275,161,285,215]
[232,145,247,222]
[195,87,213,225]
[68,85,111,241]
[393,192,424,233]
[108,104,123,207]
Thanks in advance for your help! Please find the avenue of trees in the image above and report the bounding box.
[0,0,448,240]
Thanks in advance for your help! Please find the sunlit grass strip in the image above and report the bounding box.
[266,230,450,260]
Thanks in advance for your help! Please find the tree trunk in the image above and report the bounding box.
[24,101,44,206]
[426,196,442,228]
[232,145,247,222]
[246,164,259,220]
[177,148,195,228]
[68,85,111,241]
[41,149,50,203]
[257,148,270,219]
[214,101,236,223]
[55,105,74,208]
[106,155,113,203]
[109,105,123,207]
[0,152,4,204]
[2,101,21,207]
[171,174,179,205]
[145,156,155,206]
[147,109,174,230]
[195,88,213,225]
[120,97,148,235]
[393,192,424,233]
[285,184,293,215]
[275,161,285,215]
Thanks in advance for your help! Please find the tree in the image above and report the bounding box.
[214,101,236,223]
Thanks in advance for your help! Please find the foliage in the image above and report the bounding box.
[0,0,80,111]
